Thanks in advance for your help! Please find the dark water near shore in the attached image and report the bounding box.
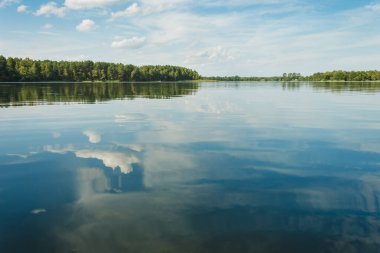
[1,81,380,253]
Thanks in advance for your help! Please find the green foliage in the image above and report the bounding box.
[305,70,380,81]
[0,55,200,82]
[1,55,379,83]
[203,75,282,81]
[0,56,7,81]
[203,71,380,82]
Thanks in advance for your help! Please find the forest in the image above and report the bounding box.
[1,55,380,82]
[205,71,380,82]
[0,55,200,82]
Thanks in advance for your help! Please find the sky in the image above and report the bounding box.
[0,0,380,76]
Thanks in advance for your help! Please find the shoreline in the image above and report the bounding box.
[1,80,380,84]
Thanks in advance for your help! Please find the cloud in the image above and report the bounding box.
[65,54,89,61]
[0,0,18,8]
[145,12,208,45]
[4,0,380,76]
[16,4,27,13]
[75,150,139,174]
[114,114,148,123]
[114,143,144,152]
[83,130,101,144]
[185,45,238,71]
[123,144,143,152]
[43,145,139,174]
[111,36,146,49]
[142,146,196,187]
[366,3,380,11]
[64,0,123,9]
[76,19,96,32]
[44,144,75,154]
[140,0,190,15]
[52,131,60,138]
[111,2,140,19]
[35,2,66,17]
[183,97,238,114]
[190,46,235,63]
[7,153,28,159]
[31,208,47,215]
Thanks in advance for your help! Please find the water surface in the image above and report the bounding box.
[1,82,380,253]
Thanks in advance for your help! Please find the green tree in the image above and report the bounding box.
[0,55,8,81]
[0,55,201,82]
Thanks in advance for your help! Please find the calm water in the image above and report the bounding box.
[1,82,380,253]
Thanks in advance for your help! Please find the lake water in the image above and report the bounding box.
[1,82,380,253]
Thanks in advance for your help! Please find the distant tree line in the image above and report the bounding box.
[203,75,284,81]
[204,71,380,82]
[0,55,200,82]
[303,71,380,81]
[2,55,380,83]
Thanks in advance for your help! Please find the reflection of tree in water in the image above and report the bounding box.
[105,164,145,193]
[52,147,145,193]
[282,81,380,92]
[76,164,144,196]
[0,82,199,106]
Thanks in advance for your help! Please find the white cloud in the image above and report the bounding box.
[198,46,235,61]
[140,0,190,15]
[185,45,238,70]
[0,0,18,8]
[76,19,96,32]
[114,143,144,152]
[43,23,54,29]
[146,12,208,44]
[64,0,123,9]
[16,4,27,13]
[366,3,380,11]
[142,146,196,187]
[31,208,47,214]
[7,153,28,159]
[44,144,75,154]
[111,36,146,49]
[43,145,139,174]
[65,54,89,61]
[35,2,66,17]
[183,97,237,114]
[125,144,143,152]
[83,130,101,144]
[4,0,380,76]
[111,2,139,19]
[114,114,147,123]
[75,150,139,174]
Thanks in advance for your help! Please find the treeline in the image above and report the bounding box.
[304,71,380,81]
[0,55,200,82]
[204,76,284,81]
[204,71,380,82]
[2,55,379,83]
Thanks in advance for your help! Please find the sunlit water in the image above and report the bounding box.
[1,82,380,253]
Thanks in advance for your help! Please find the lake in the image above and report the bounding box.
[1,81,380,253]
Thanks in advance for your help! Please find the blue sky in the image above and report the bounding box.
[1,0,380,76]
